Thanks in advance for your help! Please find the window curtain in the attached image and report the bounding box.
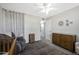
[0,8,24,37]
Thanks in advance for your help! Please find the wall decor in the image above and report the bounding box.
[58,21,64,26]
[66,23,69,26]
[65,20,73,26]
[58,19,73,27]
[66,20,69,22]
[70,21,73,24]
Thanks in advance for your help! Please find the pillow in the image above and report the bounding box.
[15,41,22,54]
[19,41,26,50]
[17,36,26,42]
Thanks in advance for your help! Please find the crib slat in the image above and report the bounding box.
[3,40,5,52]
[7,40,10,52]
[0,42,1,52]
[8,39,16,55]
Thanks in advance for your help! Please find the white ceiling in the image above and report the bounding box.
[0,3,79,18]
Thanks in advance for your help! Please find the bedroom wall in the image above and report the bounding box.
[46,6,79,42]
[24,14,41,43]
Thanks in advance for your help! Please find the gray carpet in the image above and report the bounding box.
[19,41,68,55]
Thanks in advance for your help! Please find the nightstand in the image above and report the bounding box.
[29,33,35,43]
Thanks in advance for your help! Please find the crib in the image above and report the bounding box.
[0,34,16,55]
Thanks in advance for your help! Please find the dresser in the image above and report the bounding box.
[29,33,35,43]
[52,33,76,52]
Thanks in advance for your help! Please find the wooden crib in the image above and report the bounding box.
[0,34,16,55]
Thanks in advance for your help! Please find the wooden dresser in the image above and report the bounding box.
[52,33,76,52]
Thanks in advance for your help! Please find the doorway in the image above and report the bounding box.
[40,18,46,40]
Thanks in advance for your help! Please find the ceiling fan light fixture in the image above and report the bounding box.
[36,3,54,15]
[40,7,54,15]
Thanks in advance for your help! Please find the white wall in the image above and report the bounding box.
[46,6,79,42]
[24,14,41,43]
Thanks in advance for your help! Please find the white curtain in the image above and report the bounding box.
[0,8,24,37]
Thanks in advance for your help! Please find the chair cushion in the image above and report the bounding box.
[15,41,22,54]
[17,36,26,42]
[15,36,26,54]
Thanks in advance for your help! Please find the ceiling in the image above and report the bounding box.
[0,3,79,18]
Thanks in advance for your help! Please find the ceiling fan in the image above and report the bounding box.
[36,3,54,15]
